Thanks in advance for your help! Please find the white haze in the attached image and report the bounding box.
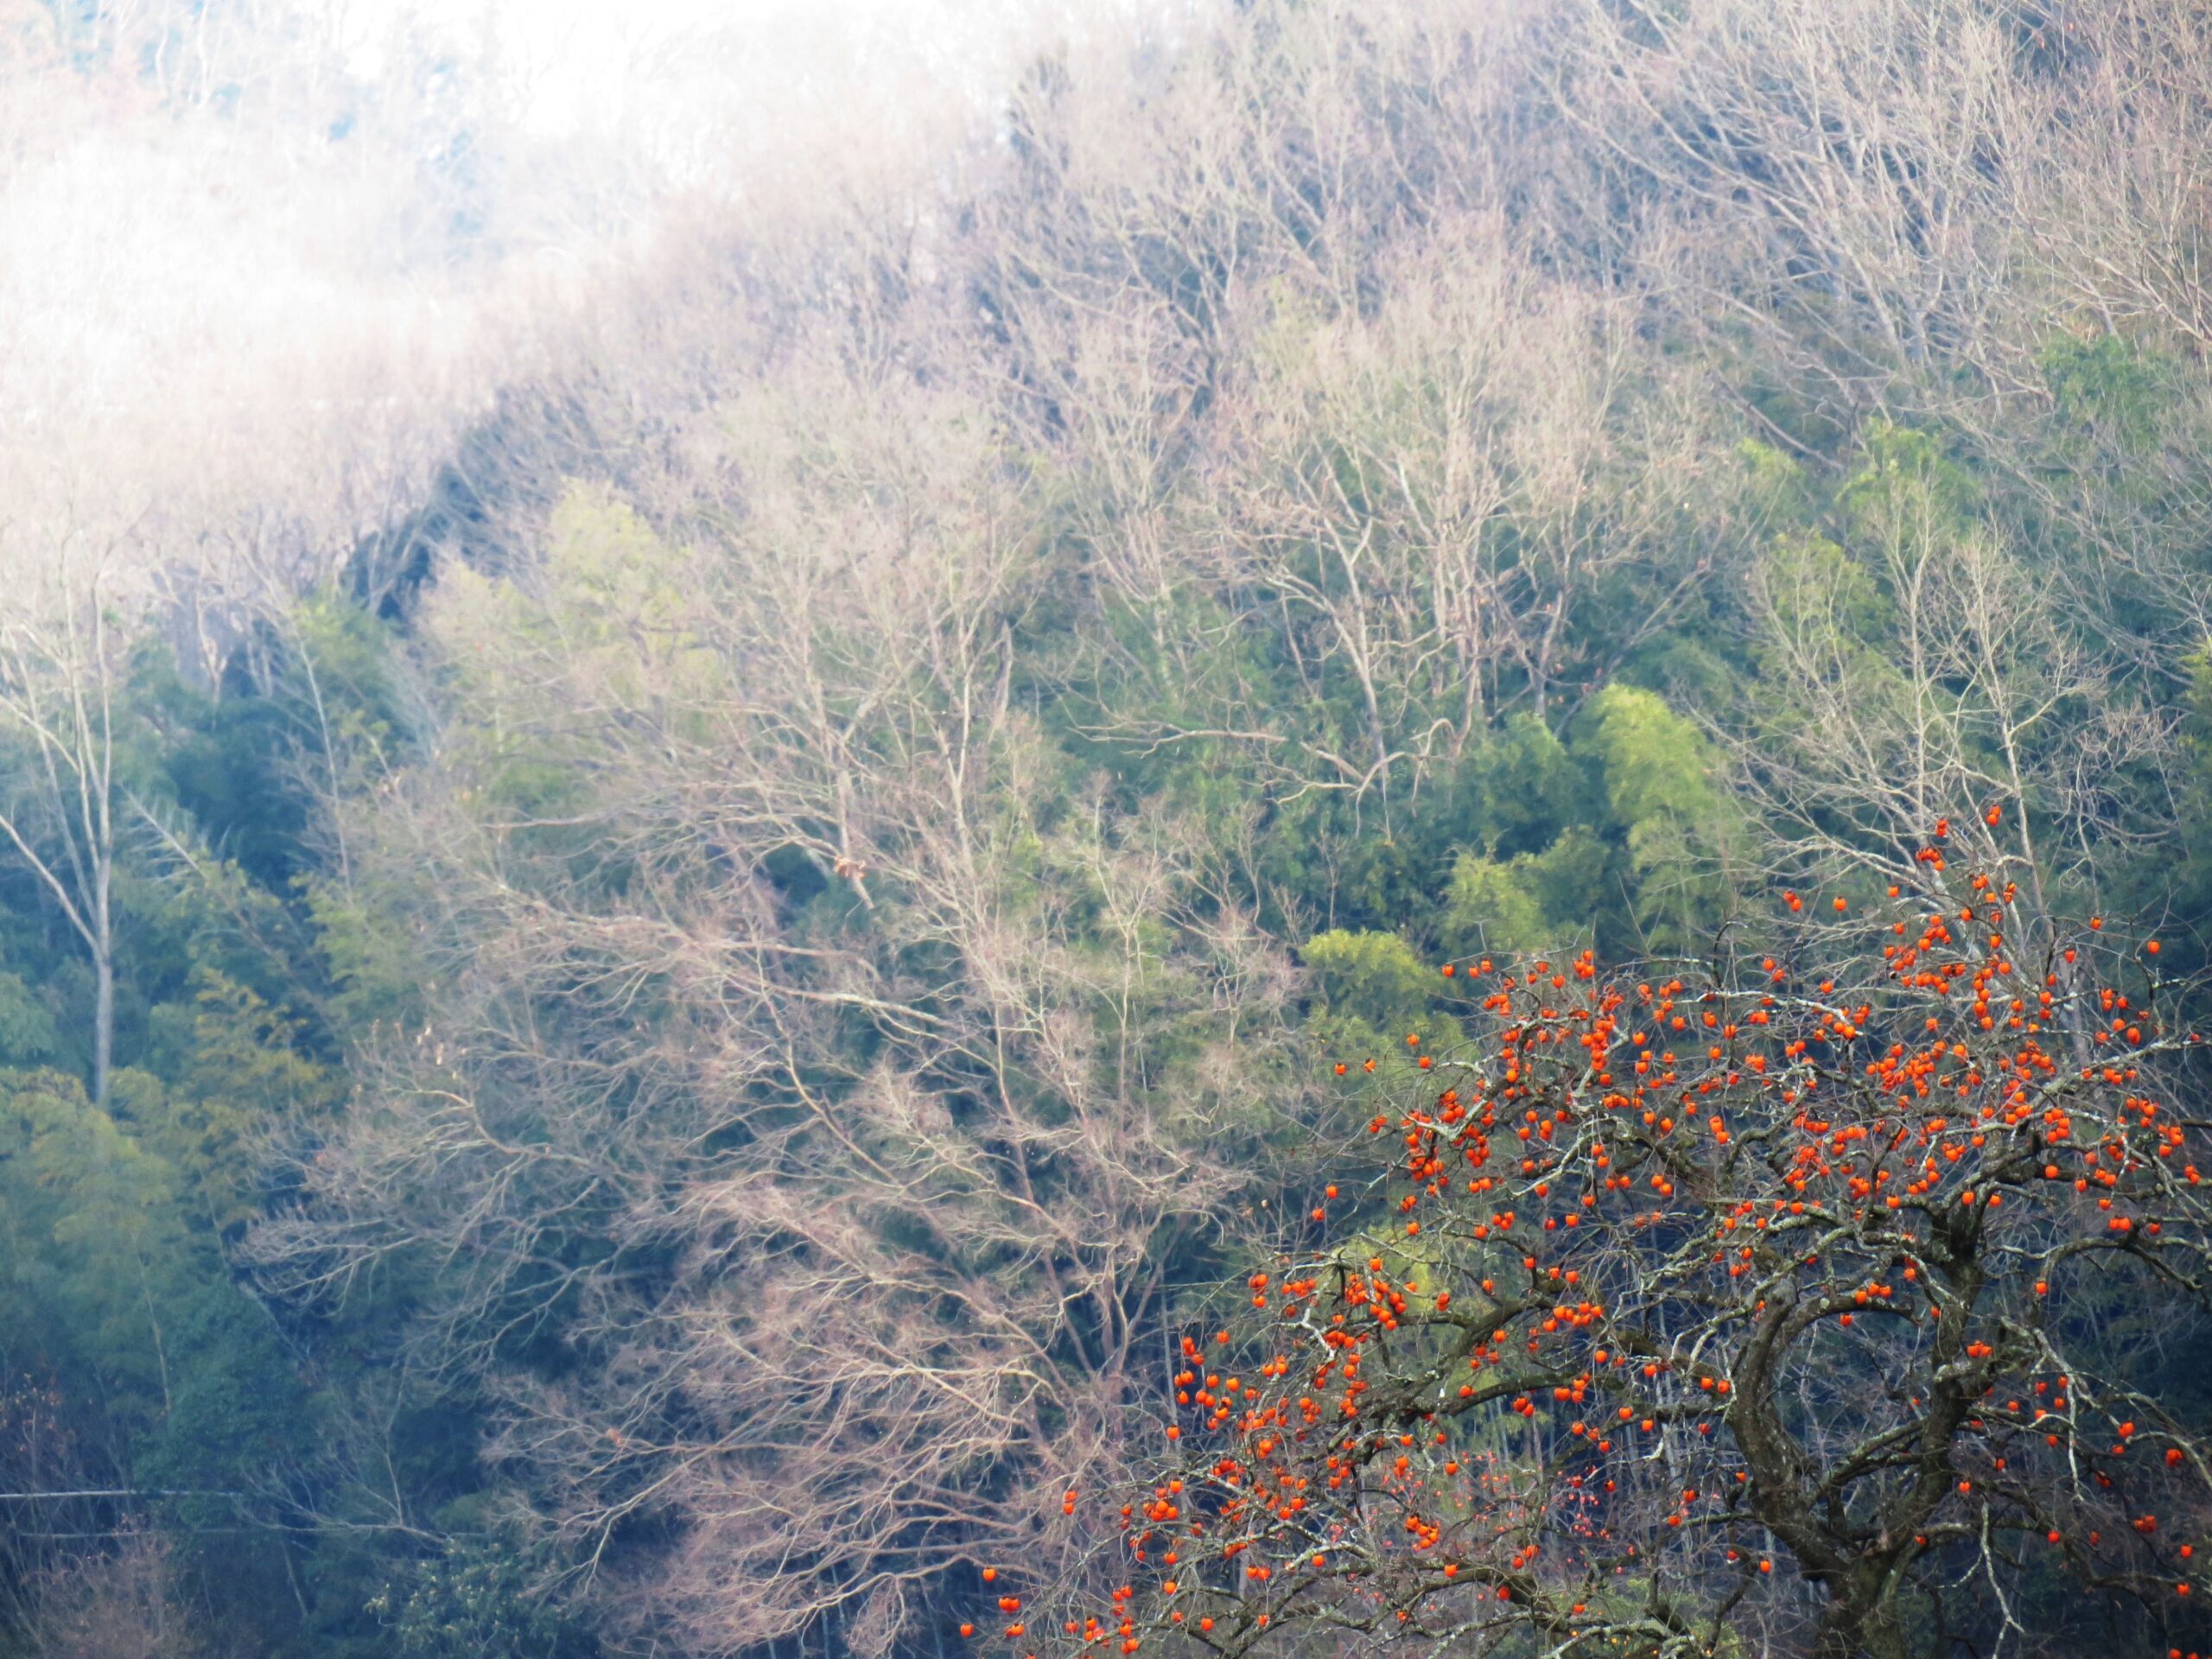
[0,0,1155,625]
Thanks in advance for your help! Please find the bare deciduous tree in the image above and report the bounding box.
[24,1532,200,1659]
[0,536,137,1106]
[252,339,1325,1653]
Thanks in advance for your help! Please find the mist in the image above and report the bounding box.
[0,0,1157,621]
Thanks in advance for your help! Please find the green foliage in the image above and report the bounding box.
[1461,715,1592,859]
[1838,419,1977,547]
[137,649,310,890]
[304,876,426,1030]
[1301,928,1433,1032]
[432,486,724,751]
[1758,531,1893,651]
[1735,438,1815,527]
[0,1068,199,1415]
[137,1281,308,1506]
[369,1539,566,1659]
[1440,828,1609,958]
[1574,686,1743,954]
[1440,853,1549,956]
[2041,332,2174,455]
[138,970,340,1235]
[0,969,59,1064]
[0,613,414,1654]
[2162,650,2212,979]
[289,589,413,767]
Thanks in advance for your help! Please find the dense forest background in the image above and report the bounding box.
[6,0,2212,1653]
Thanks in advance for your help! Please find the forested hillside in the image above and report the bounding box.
[7,1,2212,1656]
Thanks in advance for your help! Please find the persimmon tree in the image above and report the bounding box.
[973,830,2212,1659]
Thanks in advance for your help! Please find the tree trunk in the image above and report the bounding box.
[92,946,112,1109]
[1815,1570,1912,1659]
